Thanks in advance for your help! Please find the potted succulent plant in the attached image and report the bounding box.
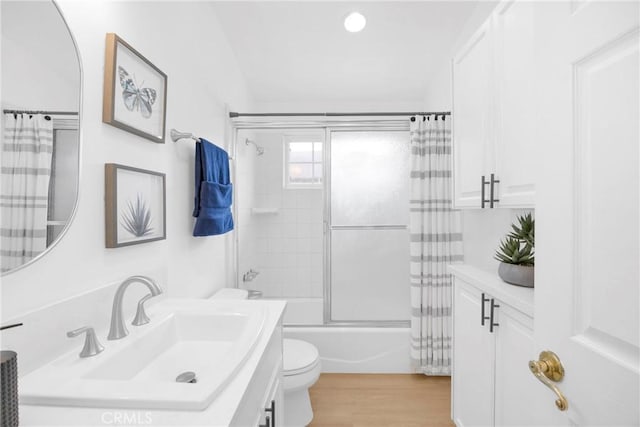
[495,213,534,288]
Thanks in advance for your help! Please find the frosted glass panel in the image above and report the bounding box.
[289,163,313,182]
[331,131,409,226]
[289,151,312,163]
[331,229,410,321]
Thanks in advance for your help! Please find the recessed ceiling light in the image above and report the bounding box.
[344,12,366,33]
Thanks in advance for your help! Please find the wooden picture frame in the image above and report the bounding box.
[103,33,167,143]
[105,163,166,248]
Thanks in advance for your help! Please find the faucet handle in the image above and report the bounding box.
[67,326,104,358]
[132,294,153,326]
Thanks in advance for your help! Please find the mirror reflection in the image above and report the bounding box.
[1,0,81,274]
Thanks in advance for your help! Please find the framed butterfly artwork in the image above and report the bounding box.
[103,33,167,143]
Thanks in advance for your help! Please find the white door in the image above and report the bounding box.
[453,19,494,209]
[535,1,639,425]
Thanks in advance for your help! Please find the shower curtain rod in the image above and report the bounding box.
[3,109,78,116]
[229,111,450,118]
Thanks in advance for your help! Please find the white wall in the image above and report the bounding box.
[253,100,426,114]
[1,1,252,323]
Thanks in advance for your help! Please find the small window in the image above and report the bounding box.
[284,137,323,188]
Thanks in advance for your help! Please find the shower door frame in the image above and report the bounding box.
[232,118,411,327]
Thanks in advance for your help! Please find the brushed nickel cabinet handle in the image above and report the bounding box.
[490,173,500,208]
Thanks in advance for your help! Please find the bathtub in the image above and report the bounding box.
[279,298,412,373]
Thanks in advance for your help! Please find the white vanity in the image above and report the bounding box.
[17,298,286,426]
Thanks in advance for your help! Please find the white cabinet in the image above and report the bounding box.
[452,281,495,426]
[258,376,283,427]
[231,318,284,427]
[452,270,550,427]
[493,304,550,426]
[452,19,494,209]
[452,0,536,209]
[493,0,536,207]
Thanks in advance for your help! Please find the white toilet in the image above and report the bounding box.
[210,288,321,426]
[282,338,321,426]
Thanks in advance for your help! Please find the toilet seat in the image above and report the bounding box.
[283,339,320,376]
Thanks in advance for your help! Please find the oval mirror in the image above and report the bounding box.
[1,0,81,275]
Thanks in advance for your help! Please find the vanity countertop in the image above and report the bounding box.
[19,298,286,426]
[449,264,534,318]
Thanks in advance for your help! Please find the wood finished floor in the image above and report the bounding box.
[308,374,455,427]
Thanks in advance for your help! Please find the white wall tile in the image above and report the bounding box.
[283,238,297,254]
[296,253,312,267]
[283,223,298,238]
[297,238,312,253]
[283,253,297,268]
[282,193,298,209]
[281,208,297,224]
[310,238,323,253]
[238,132,325,306]
[296,223,313,238]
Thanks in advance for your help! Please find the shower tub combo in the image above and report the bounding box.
[233,120,414,374]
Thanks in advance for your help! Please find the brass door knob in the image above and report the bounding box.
[529,350,568,411]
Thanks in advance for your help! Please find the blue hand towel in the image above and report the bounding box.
[193,138,234,236]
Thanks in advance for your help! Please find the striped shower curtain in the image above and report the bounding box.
[1,114,54,272]
[409,115,463,375]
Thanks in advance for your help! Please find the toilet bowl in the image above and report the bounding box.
[210,288,321,426]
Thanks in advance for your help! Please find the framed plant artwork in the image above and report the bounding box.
[103,33,167,143]
[105,163,166,248]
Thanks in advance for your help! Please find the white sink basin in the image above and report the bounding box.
[19,299,266,410]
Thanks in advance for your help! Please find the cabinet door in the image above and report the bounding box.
[494,305,557,426]
[493,0,536,207]
[256,377,283,427]
[267,377,283,427]
[452,20,494,209]
[453,280,494,426]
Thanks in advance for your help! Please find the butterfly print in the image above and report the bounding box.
[118,66,157,119]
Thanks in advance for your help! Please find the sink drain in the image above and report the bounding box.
[175,371,197,384]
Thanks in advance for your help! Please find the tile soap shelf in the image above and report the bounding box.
[251,208,279,215]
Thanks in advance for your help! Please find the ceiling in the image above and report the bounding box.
[211,1,480,108]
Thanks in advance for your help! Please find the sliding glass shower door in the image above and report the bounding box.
[326,130,410,324]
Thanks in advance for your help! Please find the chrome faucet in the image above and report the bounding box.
[107,276,163,340]
[243,269,260,282]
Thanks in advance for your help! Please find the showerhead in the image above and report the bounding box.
[245,138,264,156]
